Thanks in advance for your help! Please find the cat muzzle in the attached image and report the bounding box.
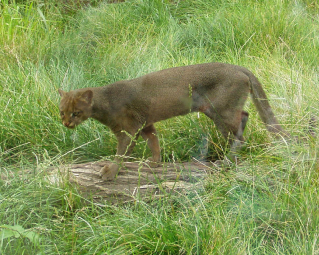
[64,122,75,129]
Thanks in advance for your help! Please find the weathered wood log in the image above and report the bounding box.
[48,161,212,203]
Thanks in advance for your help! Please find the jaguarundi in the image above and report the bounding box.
[58,62,287,180]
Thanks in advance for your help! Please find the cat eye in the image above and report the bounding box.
[72,111,81,117]
[60,111,64,117]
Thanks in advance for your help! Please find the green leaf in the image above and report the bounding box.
[23,230,41,244]
[0,225,24,239]
[0,225,40,244]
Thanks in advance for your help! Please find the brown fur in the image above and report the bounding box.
[58,62,286,180]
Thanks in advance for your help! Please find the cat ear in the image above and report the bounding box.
[58,89,66,97]
[79,90,93,105]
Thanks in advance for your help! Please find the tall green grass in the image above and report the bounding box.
[0,0,319,254]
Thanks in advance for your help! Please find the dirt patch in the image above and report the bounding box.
[47,161,213,203]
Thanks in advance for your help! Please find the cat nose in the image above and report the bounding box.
[64,122,70,127]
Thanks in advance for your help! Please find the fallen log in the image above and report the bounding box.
[48,160,212,203]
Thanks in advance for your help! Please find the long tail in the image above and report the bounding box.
[243,69,316,139]
[246,72,287,135]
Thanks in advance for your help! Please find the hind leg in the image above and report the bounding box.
[228,111,249,159]
[204,108,249,164]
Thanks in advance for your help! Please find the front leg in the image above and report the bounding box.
[141,124,161,167]
[101,130,138,180]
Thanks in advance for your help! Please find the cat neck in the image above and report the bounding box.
[89,86,113,126]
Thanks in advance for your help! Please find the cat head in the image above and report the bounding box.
[58,89,93,129]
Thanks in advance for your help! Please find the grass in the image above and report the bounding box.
[0,0,319,254]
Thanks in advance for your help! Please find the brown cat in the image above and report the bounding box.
[58,62,286,180]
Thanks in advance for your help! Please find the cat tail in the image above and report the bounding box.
[246,72,290,137]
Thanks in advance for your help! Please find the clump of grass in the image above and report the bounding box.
[2,153,318,254]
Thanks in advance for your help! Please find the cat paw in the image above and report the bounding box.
[100,164,118,181]
[146,157,160,168]
[213,158,233,169]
